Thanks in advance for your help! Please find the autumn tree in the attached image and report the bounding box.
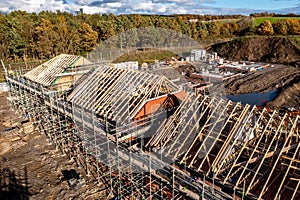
[286,19,300,35]
[76,22,98,53]
[33,18,58,58]
[257,20,274,35]
[237,17,256,35]
[190,22,198,40]
[96,20,116,41]
[232,22,239,33]
[219,23,231,37]
[273,20,288,35]
[167,18,181,32]
[52,15,81,55]
[196,22,208,39]
[5,11,300,62]
[207,21,220,38]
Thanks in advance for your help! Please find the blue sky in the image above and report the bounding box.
[0,0,299,15]
[200,0,299,9]
[203,0,298,10]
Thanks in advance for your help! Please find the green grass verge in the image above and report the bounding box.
[254,17,300,26]
[203,18,240,24]
[113,48,177,65]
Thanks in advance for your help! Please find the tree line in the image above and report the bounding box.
[250,12,300,18]
[0,10,300,62]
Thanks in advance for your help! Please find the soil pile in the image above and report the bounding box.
[209,36,300,109]
[268,74,300,109]
[224,65,300,94]
[223,65,300,109]
[210,36,300,66]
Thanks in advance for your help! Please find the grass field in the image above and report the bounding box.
[254,17,300,25]
[113,48,177,64]
[205,18,240,24]
[207,17,300,26]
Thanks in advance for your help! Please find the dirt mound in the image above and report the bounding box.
[209,36,300,109]
[268,75,300,109]
[224,65,300,94]
[210,37,300,65]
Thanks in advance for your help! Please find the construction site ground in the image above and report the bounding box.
[223,64,300,109]
[0,92,106,200]
[208,36,300,109]
[0,61,299,199]
[176,63,300,109]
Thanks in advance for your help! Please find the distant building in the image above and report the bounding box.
[188,19,199,23]
[185,49,207,62]
[112,61,139,70]
[75,8,83,15]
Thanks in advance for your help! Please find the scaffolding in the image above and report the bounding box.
[4,55,299,200]
[146,93,300,199]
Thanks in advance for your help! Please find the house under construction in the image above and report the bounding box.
[3,54,300,200]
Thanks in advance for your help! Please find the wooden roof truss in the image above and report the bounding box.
[24,54,92,86]
[67,65,179,126]
[146,94,300,199]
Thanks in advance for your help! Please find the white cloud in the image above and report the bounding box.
[132,2,154,11]
[0,0,299,15]
[198,0,215,3]
[71,0,94,5]
[0,0,69,13]
[156,5,167,13]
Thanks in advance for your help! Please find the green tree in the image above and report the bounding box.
[180,22,192,37]
[196,22,208,39]
[207,21,220,38]
[2,11,35,61]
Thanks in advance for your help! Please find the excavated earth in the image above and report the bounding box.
[0,92,107,200]
[210,36,300,109]
[210,36,300,66]
[223,64,300,108]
